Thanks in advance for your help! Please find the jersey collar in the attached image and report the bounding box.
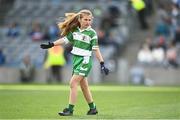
[78,26,91,32]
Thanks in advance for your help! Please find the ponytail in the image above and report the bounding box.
[58,9,93,36]
[58,13,80,36]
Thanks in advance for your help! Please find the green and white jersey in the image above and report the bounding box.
[62,26,98,56]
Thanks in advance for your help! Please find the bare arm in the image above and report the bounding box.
[93,47,109,75]
[40,37,67,49]
[53,38,65,46]
[93,47,104,63]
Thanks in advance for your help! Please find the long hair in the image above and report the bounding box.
[58,9,93,36]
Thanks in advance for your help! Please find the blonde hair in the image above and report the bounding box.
[58,9,93,36]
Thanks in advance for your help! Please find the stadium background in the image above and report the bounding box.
[0,0,180,119]
[0,0,180,85]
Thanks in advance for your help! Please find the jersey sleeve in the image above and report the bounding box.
[62,32,74,44]
[91,32,99,50]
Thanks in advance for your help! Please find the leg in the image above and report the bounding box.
[59,74,84,116]
[48,66,55,83]
[51,66,58,82]
[80,77,93,103]
[80,78,98,115]
[138,9,148,29]
[69,74,84,104]
[53,65,61,82]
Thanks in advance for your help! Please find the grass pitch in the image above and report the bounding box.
[0,84,180,119]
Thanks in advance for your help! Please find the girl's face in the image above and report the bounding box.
[79,14,92,29]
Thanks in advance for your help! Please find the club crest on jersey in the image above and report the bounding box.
[82,36,86,41]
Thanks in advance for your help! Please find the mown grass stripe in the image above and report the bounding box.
[0,85,180,92]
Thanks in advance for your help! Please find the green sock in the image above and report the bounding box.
[88,102,96,109]
[68,104,74,111]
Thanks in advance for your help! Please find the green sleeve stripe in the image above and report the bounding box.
[91,36,98,40]
[91,39,98,46]
[66,32,73,43]
[91,38,97,41]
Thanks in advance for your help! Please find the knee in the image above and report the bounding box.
[80,82,89,90]
[69,80,78,89]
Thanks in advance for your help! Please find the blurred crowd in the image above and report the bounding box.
[4,21,60,41]
[137,0,180,69]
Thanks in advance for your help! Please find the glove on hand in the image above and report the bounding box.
[40,42,54,49]
[100,62,109,75]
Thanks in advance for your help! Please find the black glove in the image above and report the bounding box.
[100,62,109,75]
[40,42,54,49]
